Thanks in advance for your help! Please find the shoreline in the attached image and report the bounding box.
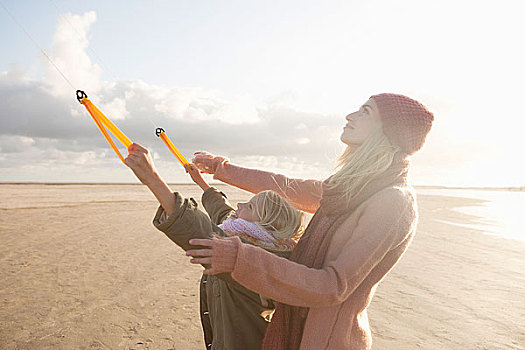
[1,182,524,192]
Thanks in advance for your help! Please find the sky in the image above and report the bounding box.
[0,0,524,187]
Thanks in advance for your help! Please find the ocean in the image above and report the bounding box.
[417,188,525,242]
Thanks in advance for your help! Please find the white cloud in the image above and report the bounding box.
[0,135,35,153]
[45,11,102,97]
[295,137,310,145]
[100,97,129,121]
[152,87,259,124]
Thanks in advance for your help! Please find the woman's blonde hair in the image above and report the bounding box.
[327,127,402,203]
[252,190,305,241]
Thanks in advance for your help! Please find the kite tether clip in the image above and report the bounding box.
[76,90,88,103]
[155,127,165,137]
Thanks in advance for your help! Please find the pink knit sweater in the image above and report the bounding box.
[211,161,418,349]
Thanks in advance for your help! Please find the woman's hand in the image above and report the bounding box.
[187,236,240,275]
[192,151,229,175]
[125,143,158,185]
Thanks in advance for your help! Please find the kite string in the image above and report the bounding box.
[0,0,76,91]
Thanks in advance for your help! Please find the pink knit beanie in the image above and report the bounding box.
[370,93,434,155]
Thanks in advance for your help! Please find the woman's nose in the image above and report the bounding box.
[346,112,357,121]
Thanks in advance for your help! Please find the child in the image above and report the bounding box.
[124,143,304,350]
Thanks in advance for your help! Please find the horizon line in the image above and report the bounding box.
[1,182,524,191]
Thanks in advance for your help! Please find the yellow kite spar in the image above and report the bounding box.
[76,90,132,163]
[76,90,189,167]
[155,127,189,166]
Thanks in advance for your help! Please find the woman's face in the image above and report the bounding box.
[232,196,260,222]
[340,98,382,146]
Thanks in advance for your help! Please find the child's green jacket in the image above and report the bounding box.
[153,187,289,350]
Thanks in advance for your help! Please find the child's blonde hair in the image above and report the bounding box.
[252,190,305,241]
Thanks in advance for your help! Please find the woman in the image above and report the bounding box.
[186,93,434,349]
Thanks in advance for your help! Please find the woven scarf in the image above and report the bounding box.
[262,154,410,350]
[220,217,296,252]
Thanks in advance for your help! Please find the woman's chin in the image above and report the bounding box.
[341,130,363,146]
[340,134,353,146]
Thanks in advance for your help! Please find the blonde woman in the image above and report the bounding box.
[187,93,434,349]
[125,146,304,349]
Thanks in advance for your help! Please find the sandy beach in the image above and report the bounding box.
[0,184,524,350]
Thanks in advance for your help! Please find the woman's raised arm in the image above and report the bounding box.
[193,152,323,213]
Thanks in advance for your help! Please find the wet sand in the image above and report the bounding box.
[0,184,524,349]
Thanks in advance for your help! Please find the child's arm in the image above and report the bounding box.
[186,163,237,225]
[184,163,211,191]
[125,143,176,216]
[201,187,236,225]
[125,143,220,252]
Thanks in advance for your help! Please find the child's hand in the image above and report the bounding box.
[185,163,210,191]
[184,163,202,182]
[125,143,158,185]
